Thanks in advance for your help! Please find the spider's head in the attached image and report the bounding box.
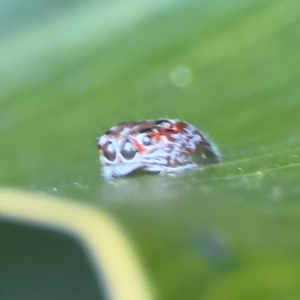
[97,119,220,179]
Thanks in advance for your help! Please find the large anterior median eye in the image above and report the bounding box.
[121,140,136,160]
[103,142,116,161]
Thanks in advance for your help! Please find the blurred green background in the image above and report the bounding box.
[1,0,300,299]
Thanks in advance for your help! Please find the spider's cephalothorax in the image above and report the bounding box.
[97,119,220,179]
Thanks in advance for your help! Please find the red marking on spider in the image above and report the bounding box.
[131,140,147,154]
[148,131,162,142]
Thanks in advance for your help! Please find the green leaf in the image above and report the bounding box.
[1,0,300,298]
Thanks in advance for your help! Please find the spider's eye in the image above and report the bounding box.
[121,141,136,160]
[103,142,116,161]
[142,135,152,146]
